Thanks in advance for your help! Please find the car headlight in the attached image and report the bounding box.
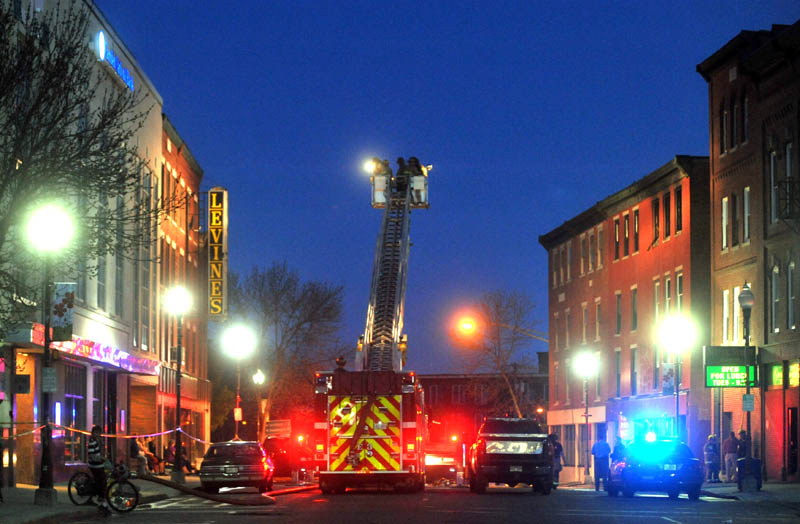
[485,440,543,454]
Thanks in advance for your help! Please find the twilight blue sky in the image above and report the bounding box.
[99,1,799,373]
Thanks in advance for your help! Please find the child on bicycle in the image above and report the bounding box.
[88,425,109,513]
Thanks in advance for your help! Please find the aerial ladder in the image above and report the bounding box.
[314,157,430,493]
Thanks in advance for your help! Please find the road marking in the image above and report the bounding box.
[662,518,682,524]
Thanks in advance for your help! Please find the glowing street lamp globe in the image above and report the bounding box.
[222,324,257,361]
[573,352,599,380]
[164,285,192,316]
[363,159,377,174]
[457,317,477,335]
[26,204,75,253]
[252,369,266,385]
[657,315,697,355]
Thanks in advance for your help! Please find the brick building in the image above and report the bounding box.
[539,156,710,483]
[697,20,800,481]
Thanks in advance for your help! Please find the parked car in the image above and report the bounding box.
[467,418,553,494]
[607,437,703,499]
[199,441,274,494]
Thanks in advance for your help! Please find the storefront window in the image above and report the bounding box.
[769,362,800,388]
[64,363,87,463]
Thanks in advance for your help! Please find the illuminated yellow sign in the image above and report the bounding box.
[208,188,228,317]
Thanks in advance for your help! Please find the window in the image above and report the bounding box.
[595,301,601,340]
[623,214,630,256]
[630,347,638,396]
[564,309,570,348]
[677,273,684,312]
[675,186,683,233]
[597,226,604,268]
[554,363,559,402]
[559,245,565,284]
[589,232,596,271]
[552,250,558,288]
[631,287,638,331]
[580,235,587,275]
[633,210,639,252]
[743,187,751,241]
[452,384,465,404]
[614,218,620,260]
[732,102,739,146]
[772,266,780,333]
[565,358,571,403]
[665,277,672,313]
[663,192,671,238]
[114,196,124,317]
[563,425,576,466]
[653,280,660,324]
[582,304,588,343]
[723,289,730,344]
[721,106,728,154]
[787,143,793,179]
[615,350,621,397]
[733,285,741,344]
[566,241,571,281]
[652,198,660,242]
[653,345,660,390]
[97,255,106,310]
[770,151,778,223]
[427,384,439,405]
[721,197,729,250]
[553,313,559,352]
[731,193,739,247]
[615,293,622,335]
[789,263,796,330]
[743,96,749,143]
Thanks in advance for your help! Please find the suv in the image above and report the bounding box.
[467,418,553,494]
[199,441,274,494]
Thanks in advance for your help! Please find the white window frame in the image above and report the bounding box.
[788,263,795,331]
[723,289,730,345]
[581,303,588,343]
[677,273,684,313]
[595,299,601,341]
[580,233,587,275]
[597,225,604,268]
[722,196,729,250]
[565,308,571,348]
[733,285,741,344]
[654,280,660,324]
[772,266,780,333]
[743,187,751,241]
[770,151,778,223]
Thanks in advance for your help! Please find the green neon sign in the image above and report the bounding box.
[705,365,755,387]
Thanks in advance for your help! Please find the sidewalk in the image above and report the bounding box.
[700,480,800,508]
[1,475,194,524]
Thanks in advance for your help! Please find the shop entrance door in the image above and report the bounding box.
[788,407,798,475]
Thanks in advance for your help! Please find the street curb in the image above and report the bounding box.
[700,489,740,500]
[20,491,172,523]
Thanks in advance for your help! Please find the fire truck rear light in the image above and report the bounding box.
[406,443,415,452]
[316,444,324,452]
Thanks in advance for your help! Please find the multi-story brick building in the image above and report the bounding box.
[697,20,800,481]
[539,156,710,483]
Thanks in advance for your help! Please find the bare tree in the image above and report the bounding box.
[454,290,542,418]
[230,262,345,438]
[0,1,182,335]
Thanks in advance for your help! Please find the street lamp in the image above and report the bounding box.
[222,324,257,440]
[164,285,191,483]
[738,284,755,458]
[573,351,599,484]
[657,315,697,439]
[27,204,74,506]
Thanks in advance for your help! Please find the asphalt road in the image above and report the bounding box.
[70,486,800,524]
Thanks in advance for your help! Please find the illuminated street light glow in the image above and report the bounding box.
[573,351,599,379]
[26,204,75,253]
[253,369,266,385]
[164,285,192,316]
[222,324,257,360]
[457,317,477,335]
[657,314,697,355]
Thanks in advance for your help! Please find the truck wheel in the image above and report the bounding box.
[668,488,680,499]
[607,485,619,497]
[475,475,488,494]
[320,479,334,495]
[687,485,701,500]
[468,475,477,493]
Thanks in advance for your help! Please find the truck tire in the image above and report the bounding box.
[319,479,334,495]
[475,475,488,494]
[687,485,701,500]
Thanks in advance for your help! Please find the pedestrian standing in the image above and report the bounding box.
[721,431,739,482]
[591,434,611,491]
[548,434,564,489]
[736,429,749,458]
[88,425,110,513]
[703,434,720,482]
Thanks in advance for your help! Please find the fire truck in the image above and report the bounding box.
[314,157,430,493]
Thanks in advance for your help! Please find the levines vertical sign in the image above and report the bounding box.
[208,187,228,317]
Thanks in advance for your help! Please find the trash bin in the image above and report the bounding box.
[736,457,762,492]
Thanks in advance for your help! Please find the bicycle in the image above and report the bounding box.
[68,461,140,513]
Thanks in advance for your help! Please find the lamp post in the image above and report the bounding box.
[657,315,697,439]
[252,369,265,443]
[27,204,74,506]
[574,351,599,484]
[164,285,191,483]
[738,284,755,457]
[222,324,257,440]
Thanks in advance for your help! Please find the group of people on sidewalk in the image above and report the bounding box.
[547,429,752,491]
[129,437,197,477]
[704,430,750,483]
